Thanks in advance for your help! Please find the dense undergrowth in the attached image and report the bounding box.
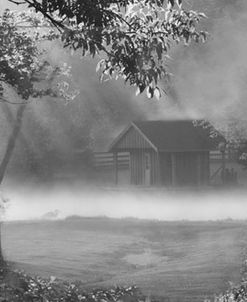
[0,264,143,302]
[1,262,247,302]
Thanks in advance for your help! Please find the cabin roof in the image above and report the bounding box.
[109,120,224,152]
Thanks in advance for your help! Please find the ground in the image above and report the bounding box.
[2,217,247,302]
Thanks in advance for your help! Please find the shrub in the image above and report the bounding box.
[0,269,143,302]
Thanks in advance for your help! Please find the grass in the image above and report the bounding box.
[2,217,247,302]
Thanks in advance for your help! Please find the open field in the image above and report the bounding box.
[2,217,247,302]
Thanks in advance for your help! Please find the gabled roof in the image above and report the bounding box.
[109,120,225,152]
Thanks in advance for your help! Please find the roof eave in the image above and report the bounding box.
[132,122,158,152]
[158,148,216,152]
[108,123,132,152]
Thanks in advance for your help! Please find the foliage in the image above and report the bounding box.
[212,260,247,302]
[193,119,247,167]
[211,120,247,168]
[0,8,78,104]
[8,0,207,99]
[237,144,247,169]
[1,269,143,302]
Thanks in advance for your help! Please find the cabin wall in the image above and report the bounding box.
[130,149,159,185]
[175,152,198,185]
[159,151,210,187]
[198,151,210,185]
[114,127,152,151]
[174,151,209,186]
[129,150,210,187]
[159,153,172,186]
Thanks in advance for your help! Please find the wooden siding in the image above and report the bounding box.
[175,152,198,185]
[93,151,210,186]
[172,152,209,186]
[130,150,159,185]
[160,153,172,186]
[112,126,153,151]
[92,151,224,169]
[93,152,129,169]
[198,151,210,185]
[159,151,210,186]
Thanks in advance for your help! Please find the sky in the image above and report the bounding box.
[0,0,25,12]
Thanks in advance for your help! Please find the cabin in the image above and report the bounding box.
[109,120,224,187]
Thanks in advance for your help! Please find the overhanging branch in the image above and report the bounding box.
[0,96,31,105]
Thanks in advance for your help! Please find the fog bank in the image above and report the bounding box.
[2,183,247,221]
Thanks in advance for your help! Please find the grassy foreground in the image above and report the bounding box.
[2,218,247,302]
[2,264,247,302]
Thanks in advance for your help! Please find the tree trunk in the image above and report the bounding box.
[0,104,27,184]
[1,103,31,153]
[0,222,4,270]
[0,104,27,269]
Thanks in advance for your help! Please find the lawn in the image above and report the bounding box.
[2,217,247,302]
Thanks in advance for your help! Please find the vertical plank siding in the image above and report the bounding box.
[150,150,159,185]
[176,152,197,185]
[159,151,210,187]
[109,124,213,187]
[160,153,172,186]
[199,151,210,185]
[130,151,142,185]
[130,149,159,185]
[94,151,211,187]
[114,127,152,150]
[173,151,210,186]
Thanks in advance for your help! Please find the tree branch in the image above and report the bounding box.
[8,0,26,4]
[9,0,65,33]
[0,96,31,105]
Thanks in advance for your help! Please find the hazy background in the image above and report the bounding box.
[1,0,247,174]
[1,0,247,221]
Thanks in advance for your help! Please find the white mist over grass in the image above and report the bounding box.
[2,183,247,221]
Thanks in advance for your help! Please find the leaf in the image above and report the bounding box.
[198,12,207,18]
[49,276,56,283]
[96,59,105,72]
[156,42,163,60]
[100,73,105,82]
[200,31,207,43]
[176,0,182,8]
[154,87,161,99]
[146,86,154,98]
[135,86,140,96]
[167,0,174,8]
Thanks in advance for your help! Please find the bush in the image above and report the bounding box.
[0,268,143,302]
[213,281,247,302]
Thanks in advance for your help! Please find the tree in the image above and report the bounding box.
[8,0,207,98]
[0,8,77,266]
[0,192,8,268]
[0,9,78,180]
[0,0,206,267]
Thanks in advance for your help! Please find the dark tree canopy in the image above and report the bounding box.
[0,8,77,104]
[8,0,207,98]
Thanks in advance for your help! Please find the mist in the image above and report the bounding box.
[2,182,247,221]
[173,0,247,133]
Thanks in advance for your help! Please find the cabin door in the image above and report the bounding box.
[144,152,151,186]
